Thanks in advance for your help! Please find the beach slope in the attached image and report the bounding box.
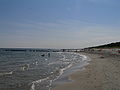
[52,52,120,90]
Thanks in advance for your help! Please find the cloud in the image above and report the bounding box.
[0,19,120,48]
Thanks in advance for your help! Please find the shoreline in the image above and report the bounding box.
[52,52,120,90]
[51,52,90,89]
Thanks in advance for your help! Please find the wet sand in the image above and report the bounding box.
[52,52,120,90]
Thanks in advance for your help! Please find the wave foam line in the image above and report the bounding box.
[30,77,49,90]
[0,71,13,76]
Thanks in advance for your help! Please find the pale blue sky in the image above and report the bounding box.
[0,0,120,48]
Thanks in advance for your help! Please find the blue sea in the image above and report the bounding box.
[0,49,88,90]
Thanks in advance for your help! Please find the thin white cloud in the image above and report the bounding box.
[0,19,120,48]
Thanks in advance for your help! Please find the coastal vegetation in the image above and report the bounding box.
[88,42,120,49]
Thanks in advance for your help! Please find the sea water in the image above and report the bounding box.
[0,49,88,90]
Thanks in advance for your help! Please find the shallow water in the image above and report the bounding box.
[0,50,88,90]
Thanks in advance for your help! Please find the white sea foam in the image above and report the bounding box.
[80,54,90,61]
[45,59,48,61]
[21,64,30,71]
[30,77,50,90]
[48,62,55,65]
[30,52,89,90]
[35,61,38,65]
[30,63,73,90]
[0,71,13,76]
[59,64,73,76]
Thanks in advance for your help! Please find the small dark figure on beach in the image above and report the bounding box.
[41,54,45,57]
[48,53,50,57]
[100,55,104,58]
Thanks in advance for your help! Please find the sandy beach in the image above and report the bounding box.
[52,52,120,90]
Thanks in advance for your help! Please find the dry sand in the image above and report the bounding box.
[52,52,120,90]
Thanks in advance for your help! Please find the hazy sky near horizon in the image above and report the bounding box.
[0,0,120,48]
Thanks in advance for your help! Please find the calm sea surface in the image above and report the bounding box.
[0,49,88,90]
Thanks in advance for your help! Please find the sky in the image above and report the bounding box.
[0,0,120,48]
